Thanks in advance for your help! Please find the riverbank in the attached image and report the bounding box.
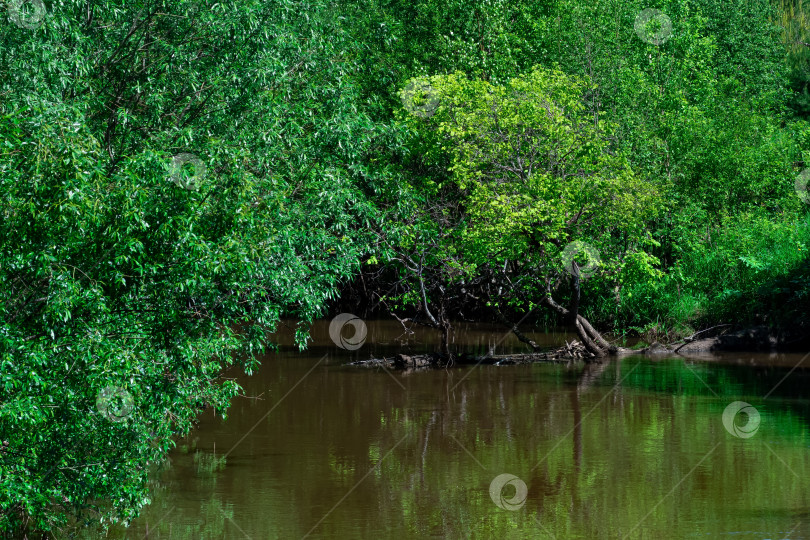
[347,324,810,370]
[658,325,810,355]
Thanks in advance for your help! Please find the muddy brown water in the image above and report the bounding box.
[108,320,810,539]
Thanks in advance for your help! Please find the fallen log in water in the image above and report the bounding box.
[347,327,810,371]
[349,340,602,370]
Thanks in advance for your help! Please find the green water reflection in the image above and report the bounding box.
[113,322,810,539]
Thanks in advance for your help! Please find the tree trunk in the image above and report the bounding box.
[542,294,615,358]
[573,316,605,357]
[563,263,602,357]
[439,319,451,357]
[577,314,616,353]
[569,261,581,326]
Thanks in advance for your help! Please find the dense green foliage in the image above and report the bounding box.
[1,0,809,535]
[0,0,402,534]
[352,0,810,339]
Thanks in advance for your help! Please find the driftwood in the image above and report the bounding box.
[348,338,705,371]
[348,325,809,372]
[350,340,605,370]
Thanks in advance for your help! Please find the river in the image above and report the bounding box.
[107,320,810,539]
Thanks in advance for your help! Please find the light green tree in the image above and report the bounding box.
[396,67,661,355]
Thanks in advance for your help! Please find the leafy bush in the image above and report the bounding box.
[589,212,810,333]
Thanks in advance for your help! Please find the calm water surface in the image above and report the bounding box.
[113,321,810,539]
